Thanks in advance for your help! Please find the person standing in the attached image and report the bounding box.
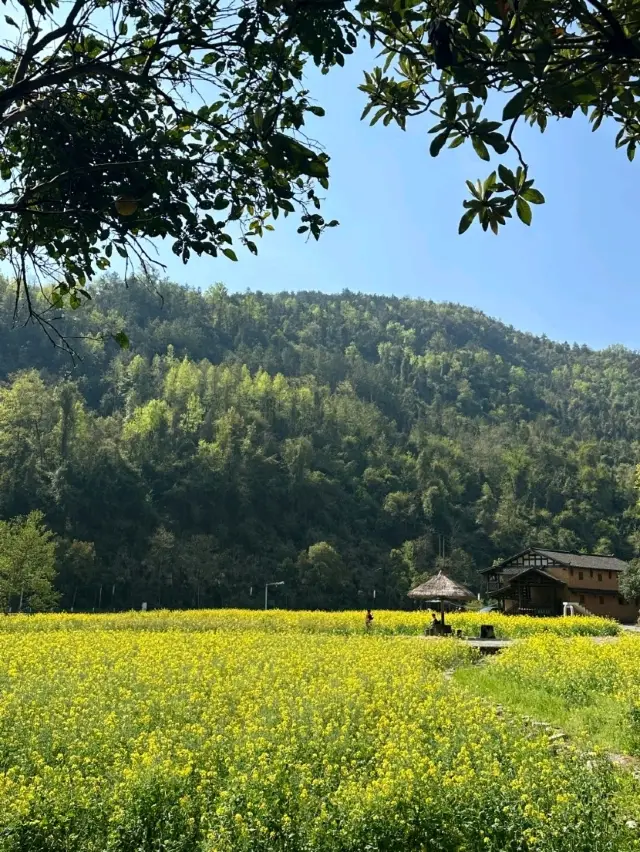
[365,609,374,631]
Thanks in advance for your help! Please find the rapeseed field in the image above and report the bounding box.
[460,634,640,755]
[0,616,636,851]
[0,607,619,637]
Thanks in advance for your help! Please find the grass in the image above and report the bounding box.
[454,664,632,754]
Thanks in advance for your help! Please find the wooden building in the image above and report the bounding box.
[481,548,638,622]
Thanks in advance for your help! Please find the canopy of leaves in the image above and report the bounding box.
[0,0,351,328]
[1,275,640,611]
[357,0,640,234]
[1,0,639,332]
[0,510,58,611]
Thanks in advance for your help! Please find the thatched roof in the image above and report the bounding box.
[407,571,475,602]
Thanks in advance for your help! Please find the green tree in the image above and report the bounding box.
[620,559,640,604]
[0,511,58,612]
[0,0,353,324]
[3,0,640,334]
[359,0,640,234]
[298,542,347,609]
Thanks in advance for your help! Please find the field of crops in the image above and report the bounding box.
[0,607,620,637]
[0,612,638,851]
[457,634,640,756]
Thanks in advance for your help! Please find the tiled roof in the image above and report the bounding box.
[481,548,629,574]
[535,550,628,573]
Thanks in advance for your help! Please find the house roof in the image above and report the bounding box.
[481,547,629,575]
[535,550,628,573]
[408,571,475,602]
[491,566,565,598]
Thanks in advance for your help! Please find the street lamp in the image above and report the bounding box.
[265,581,285,610]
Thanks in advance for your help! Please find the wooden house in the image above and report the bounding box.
[481,548,637,622]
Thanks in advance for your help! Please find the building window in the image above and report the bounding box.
[579,595,585,604]
[609,571,613,579]
[590,569,594,578]
[520,586,531,601]
[598,573,602,582]
[599,596,605,605]
[579,571,584,580]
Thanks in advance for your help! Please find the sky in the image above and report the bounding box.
[8,34,638,351]
[152,51,640,351]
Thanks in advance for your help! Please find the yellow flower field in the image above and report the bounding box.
[464,634,640,754]
[0,607,620,637]
[0,621,635,851]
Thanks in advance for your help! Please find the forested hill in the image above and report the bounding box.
[2,275,640,612]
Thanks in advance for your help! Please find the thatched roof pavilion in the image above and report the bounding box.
[408,571,475,625]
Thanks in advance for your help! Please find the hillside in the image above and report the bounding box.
[1,275,640,611]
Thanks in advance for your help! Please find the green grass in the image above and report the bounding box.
[454,664,633,754]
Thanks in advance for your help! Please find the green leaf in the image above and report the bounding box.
[628,142,636,162]
[4,15,18,27]
[484,171,497,193]
[445,89,458,121]
[429,131,449,157]
[305,158,329,179]
[516,196,532,225]
[502,90,529,121]
[222,248,238,261]
[308,106,326,117]
[466,179,481,200]
[458,210,476,234]
[113,331,130,350]
[213,195,229,210]
[472,136,490,161]
[498,164,516,190]
[486,133,509,154]
[522,188,545,204]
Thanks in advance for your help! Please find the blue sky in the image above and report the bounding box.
[154,51,639,351]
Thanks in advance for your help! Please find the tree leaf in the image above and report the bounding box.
[516,196,532,225]
[222,248,238,261]
[472,136,490,161]
[522,188,545,204]
[498,164,516,190]
[113,331,130,350]
[429,131,450,157]
[305,158,329,179]
[484,171,497,193]
[502,90,529,121]
[458,209,476,234]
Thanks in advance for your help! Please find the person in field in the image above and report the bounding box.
[365,609,374,631]
[429,612,441,635]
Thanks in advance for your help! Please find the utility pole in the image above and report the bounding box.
[264,581,285,610]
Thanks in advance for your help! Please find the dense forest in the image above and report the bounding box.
[1,275,640,611]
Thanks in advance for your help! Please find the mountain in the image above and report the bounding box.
[1,274,639,611]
